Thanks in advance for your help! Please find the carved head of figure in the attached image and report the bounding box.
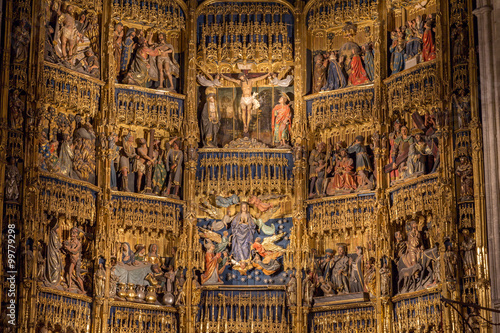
[138,138,147,147]
[395,231,403,242]
[240,201,249,213]
[238,72,248,82]
[158,32,166,43]
[149,244,158,255]
[337,244,347,256]
[255,237,262,244]
[115,22,123,33]
[401,126,409,137]
[223,231,229,237]
[356,246,363,256]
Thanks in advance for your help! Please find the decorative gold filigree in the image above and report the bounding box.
[307,194,377,234]
[305,85,375,131]
[39,174,98,224]
[36,289,93,333]
[310,305,376,332]
[384,60,439,117]
[107,305,177,332]
[115,85,184,131]
[42,62,104,118]
[110,193,183,236]
[393,292,441,332]
[306,0,378,31]
[112,0,185,31]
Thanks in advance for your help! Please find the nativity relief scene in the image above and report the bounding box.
[0,0,496,332]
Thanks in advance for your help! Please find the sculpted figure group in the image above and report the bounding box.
[385,112,440,184]
[44,1,100,77]
[114,24,179,91]
[111,133,183,198]
[43,218,89,295]
[198,195,288,285]
[389,14,436,75]
[308,136,375,198]
[38,109,96,184]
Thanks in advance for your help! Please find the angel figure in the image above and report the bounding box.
[254,204,280,235]
[230,257,254,275]
[210,214,234,232]
[269,73,294,87]
[251,232,287,275]
[199,197,224,220]
[198,228,232,254]
[197,73,222,87]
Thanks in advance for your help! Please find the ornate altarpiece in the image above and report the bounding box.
[0,0,492,332]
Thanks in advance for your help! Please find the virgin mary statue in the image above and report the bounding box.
[231,202,256,262]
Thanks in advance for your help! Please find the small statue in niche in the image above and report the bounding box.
[119,132,137,192]
[363,257,376,296]
[5,157,21,202]
[11,19,30,65]
[174,272,186,306]
[308,141,326,198]
[422,18,436,62]
[95,259,105,297]
[163,138,183,199]
[201,89,221,148]
[348,246,365,293]
[271,92,292,148]
[312,53,328,94]
[221,71,271,134]
[348,49,370,86]
[113,23,124,78]
[9,89,24,130]
[443,242,457,281]
[321,51,347,91]
[389,28,406,74]
[451,22,469,62]
[135,138,155,193]
[63,227,85,293]
[330,244,350,294]
[286,275,297,306]
[461,229,476,277]
[302,272,315,306]
[456,156,474,201]
[453,90,472,129]
[380,256,391,297]
[72,116,96,182]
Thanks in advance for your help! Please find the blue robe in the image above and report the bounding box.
[364,50,375,81]
[390,41,405,75]
[322,60,347,91]
[347,143,372,172]
[231,213,256,262]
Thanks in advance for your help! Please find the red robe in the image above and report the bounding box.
[422,29,436,61]
[326,157,357,194]
[200,251,222,285]
[348,55,370,86]
[272,104,292,144]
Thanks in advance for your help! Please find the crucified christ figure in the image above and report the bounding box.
[221,72,271,134]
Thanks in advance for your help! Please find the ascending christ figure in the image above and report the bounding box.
[221,72,271,134]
